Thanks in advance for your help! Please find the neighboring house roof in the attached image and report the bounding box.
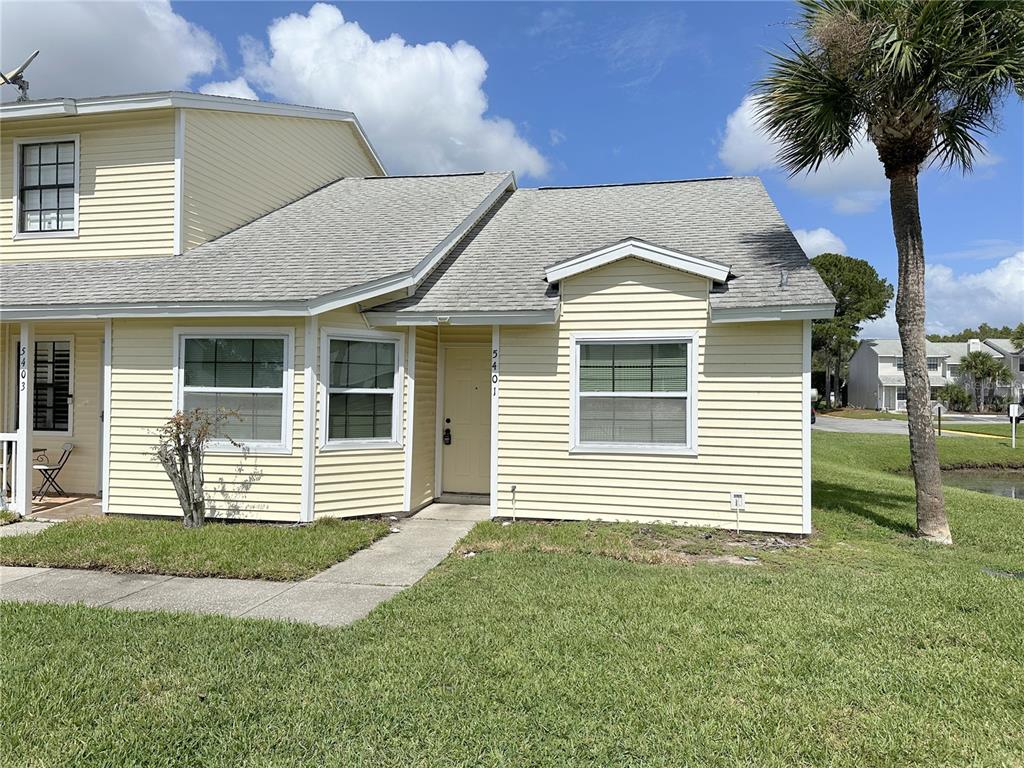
[859,339,1000,360]
[983,338,1018,356]
[0,90,386,175]
[370,176,834,320]
[0,172,514,316]
[879,374,949,388]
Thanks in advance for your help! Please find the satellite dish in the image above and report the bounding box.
[1,50,40,102]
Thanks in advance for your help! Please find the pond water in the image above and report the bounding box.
[942,470,1023,500]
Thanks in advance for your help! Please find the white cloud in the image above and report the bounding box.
[235,3,548,178]
[199,77,258,101]
[549,128,566,146]
[719,96,887,214]
[793,227,847,257]
[1,1,222,99]
[861,252,1024,337]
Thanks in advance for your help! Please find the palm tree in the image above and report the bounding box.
[959,351,996,412]
[755,0,1024,544]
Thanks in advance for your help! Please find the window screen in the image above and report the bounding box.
[326,338,398,441]
[577,341,690,447]
[181,337,287,444]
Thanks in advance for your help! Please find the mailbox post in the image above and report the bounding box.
[932,402,944,437]
[1010,403,1022,449]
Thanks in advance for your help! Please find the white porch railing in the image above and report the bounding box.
[1,432,17,513]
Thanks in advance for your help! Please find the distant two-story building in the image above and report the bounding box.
[848,338,1010,412]
[980,338,1024,403]
[1,91,835,534]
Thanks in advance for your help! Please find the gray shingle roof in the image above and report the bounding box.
[1,173,833,318]
[0,172,511,309]
[374,176,834,315]
[863,339,1000,359]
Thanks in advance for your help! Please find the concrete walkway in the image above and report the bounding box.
[0,503,487,627]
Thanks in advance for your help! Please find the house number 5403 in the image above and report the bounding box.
[19,346,28,392]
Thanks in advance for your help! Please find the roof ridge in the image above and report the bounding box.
[362,171,506,180]
[532,176,744,191]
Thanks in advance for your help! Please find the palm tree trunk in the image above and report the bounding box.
[889,169,950,544]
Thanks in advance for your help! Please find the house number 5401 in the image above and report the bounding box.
[491,347,499,396]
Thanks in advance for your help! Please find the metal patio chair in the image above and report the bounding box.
[34,443,73,500]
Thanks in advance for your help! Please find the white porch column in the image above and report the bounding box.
[299,315,318,523]
[14,323,35,516]
[490,325,499,519]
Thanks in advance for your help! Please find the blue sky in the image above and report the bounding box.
[6,1,1022,335]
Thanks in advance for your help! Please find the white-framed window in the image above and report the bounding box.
[927,358,940,371]
[173,328,294,453]
[13,135,80,239]
[895,357,904,371]
[320,328,404,450]
[570,331,698,455]
[13,336,74,436]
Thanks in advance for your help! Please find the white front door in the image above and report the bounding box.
[441,346,490,494]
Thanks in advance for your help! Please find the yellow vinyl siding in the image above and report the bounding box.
[0,111,175,262]
[313,307,408,517]
[496,257,805,533]
[106,318,306,521]
[182,110,381,250]
[1,322,104,496]
[410,326,438,509]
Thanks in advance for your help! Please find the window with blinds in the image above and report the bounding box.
[24,340,73,433]
[576,339,691,449]
[180,336,288,445]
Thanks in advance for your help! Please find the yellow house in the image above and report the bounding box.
[0,92,834,534]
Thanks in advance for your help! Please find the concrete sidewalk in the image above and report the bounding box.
[0,503,487,627]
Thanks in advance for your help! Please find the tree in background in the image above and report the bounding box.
[927,324,1018,343]
[936,383,971,413]
[958,352,1011,412]
[810,252,893,407]
[1011,322,1024,353]
[755,0,1024,544]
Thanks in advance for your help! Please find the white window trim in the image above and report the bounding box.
[15,334,75,438]
[319,327,405,452]
[12,134,80,240]
[569,330,699,456]
[171,327,295,455]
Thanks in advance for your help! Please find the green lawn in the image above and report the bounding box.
[0,516,389,581]
[942,421,1019,439]
[3,433,1023,767]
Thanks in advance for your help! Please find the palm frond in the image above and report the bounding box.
[754,43,862,174]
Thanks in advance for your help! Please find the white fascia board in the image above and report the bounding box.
[0,301,311,321]
[545,238,731,284]
[364,309,558,327]
[1,91,358,122]
[711,303,836,323]
[0,98,78,118]
[308,172,516,315]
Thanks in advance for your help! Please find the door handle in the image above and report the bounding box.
[443,427,452,445]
